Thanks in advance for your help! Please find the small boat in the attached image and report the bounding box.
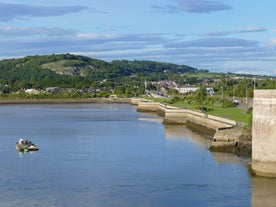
[16,141,39,152]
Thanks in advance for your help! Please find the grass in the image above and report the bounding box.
[206,107,249,123]
[144,96,250,124]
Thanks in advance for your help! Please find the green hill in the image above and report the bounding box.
[0,53,204,90]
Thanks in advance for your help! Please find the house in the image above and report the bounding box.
[25,89,40,94]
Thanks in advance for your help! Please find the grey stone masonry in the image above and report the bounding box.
[252,90,276,177]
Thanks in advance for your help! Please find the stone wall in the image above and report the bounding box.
[136,101,236,133]
[252,90,276,177]
[136,100,252,157]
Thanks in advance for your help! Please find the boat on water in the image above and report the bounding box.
[16,141,39,152]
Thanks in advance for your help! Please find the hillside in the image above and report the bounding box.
[0,53,204,89]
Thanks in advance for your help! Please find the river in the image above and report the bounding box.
[0,103,275,207]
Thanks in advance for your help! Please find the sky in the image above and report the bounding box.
[0,0,276,75]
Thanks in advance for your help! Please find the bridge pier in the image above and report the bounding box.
[252,90,276,177]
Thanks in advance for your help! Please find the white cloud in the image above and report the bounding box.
[0,26,75,37]
[267,39,276,47]
[75,33,124,40]
[166,38,259,48]
[203,27,267,36]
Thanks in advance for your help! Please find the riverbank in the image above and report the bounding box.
[209,126,252,157]
[136,100,252,158]
[0,97,132,104]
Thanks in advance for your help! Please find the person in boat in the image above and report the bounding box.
[19,138,24,145]
[25,139,29,145]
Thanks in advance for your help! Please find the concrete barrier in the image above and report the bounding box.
[137,101,236,133]
[130,98,149,105]
[137,101,248,155]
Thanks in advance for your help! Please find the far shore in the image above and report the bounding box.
[0,98,133,105]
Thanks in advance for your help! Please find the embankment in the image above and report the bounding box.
[136,100,251,157]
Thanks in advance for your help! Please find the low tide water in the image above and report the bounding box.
[0,103,275,207]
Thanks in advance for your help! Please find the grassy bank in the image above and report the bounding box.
[144,97,251,125]
[207,107,249,123]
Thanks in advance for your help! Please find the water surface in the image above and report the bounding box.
[0,103,273,207]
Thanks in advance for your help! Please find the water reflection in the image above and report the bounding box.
[165,125,211,148]
[138,112,163,123]
[252,177,276,207]
[212,152,247,166]
[18,151,38,158]
[165,124,276,207]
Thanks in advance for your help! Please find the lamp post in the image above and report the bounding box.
[202,83,204,112]
[221,86,224,107]
[232,83,235,99]
[246,83,251,105]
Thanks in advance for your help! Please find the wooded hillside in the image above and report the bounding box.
[0,53,204,89]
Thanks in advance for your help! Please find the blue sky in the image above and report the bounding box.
[0,0,276,75]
